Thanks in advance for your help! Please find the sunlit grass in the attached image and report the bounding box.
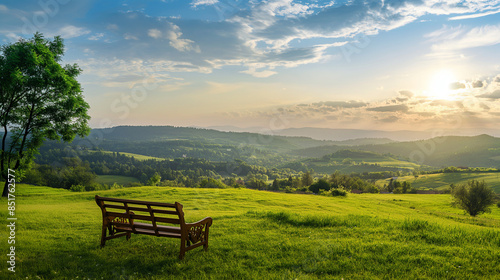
[1,184,499,279]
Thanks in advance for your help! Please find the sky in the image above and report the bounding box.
[1,0,500,135]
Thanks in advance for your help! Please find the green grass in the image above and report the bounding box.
[377,172,500,193]
[95,175,140,186]
[1,185,500,279]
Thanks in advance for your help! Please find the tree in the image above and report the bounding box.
[452,180,496,217]
[309,178,330,194]
[301,171,313,187]
[1,33,90,197]
[147,172,162,186]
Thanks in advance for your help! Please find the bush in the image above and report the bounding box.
[198,178,227,189]
[320,187,348,197]
[69,185,86,192]
[330,188,348,197]
[452,180,495,217]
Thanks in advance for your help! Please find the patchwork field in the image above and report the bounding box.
[1,184,499,279]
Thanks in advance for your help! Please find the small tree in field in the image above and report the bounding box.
[1,33,90,197]
[452,180,495,217]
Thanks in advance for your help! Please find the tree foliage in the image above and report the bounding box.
[452,180,495,217]
[0,33,90,196]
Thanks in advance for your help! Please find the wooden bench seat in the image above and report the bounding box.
[95,195,212,259]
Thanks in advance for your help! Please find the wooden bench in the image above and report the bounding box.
[95,195,212,259]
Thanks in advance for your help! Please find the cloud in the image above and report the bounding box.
[449,82,466,90]
[379,116,399,123]
[429,24,500,52]
[478,90,500,99]
[448,9,500,21]
[124,33,138,40]
[148,29,162,39]
[191,0,219,8]
[88,33,104,41]
[399,90,414,98]
[166,24,200,53]
[312,101,367,109]
[495,76,500,83]
[367,104,409,112]
[0,4,8,12]
[472,80,484,88]
[240,67,277,78]
[429,100,464,108]
[56,25,91,39]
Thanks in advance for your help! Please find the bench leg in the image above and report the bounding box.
[100,224,107,248]
[126,232,131,241]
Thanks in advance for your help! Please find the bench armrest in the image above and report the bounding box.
[184,217,212,244]
[185,217,212,228]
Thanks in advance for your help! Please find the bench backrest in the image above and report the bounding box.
[95,195,185,231]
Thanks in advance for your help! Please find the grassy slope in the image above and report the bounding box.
[377,172,500,193]
[1,185,499,279]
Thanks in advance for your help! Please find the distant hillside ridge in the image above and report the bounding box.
[273,127,500,141]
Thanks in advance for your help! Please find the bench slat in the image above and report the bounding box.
[130,214,181,224]
[102,204,179,216]
[114,222,182,234]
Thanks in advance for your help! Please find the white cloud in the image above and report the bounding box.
[191,0,219,8]
[240,67,277,78]
[88,33,104,41]
[0,4,8,12]
[56,25,91,39]
[148,28,162,39]
[124,33,138,40]
[449,9,500,20]
[429,24,500,52]
[166,24,200,53]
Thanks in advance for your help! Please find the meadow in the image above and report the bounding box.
[377,172,500,193]
[1,184,500,279]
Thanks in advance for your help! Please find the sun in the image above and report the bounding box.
[427,69,457,100]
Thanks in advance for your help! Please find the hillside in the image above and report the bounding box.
[293,134,500,168]
[284,149,421,174]
[3,185,499,279]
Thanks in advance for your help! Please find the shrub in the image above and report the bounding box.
[329,188,348,197]
[69,185,86,192]
[452,180,495,217]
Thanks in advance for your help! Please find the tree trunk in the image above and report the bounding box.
[2,180,9,197]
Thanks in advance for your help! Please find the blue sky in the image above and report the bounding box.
[1,0,500,134]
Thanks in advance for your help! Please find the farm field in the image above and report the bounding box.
[377,172,500,193]
[1,184,499,279]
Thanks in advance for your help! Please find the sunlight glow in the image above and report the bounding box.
[427,69,457,100]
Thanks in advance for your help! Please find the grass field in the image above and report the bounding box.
[1,184,500,279]
[377,172,500,193]
[95,175,140,186]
